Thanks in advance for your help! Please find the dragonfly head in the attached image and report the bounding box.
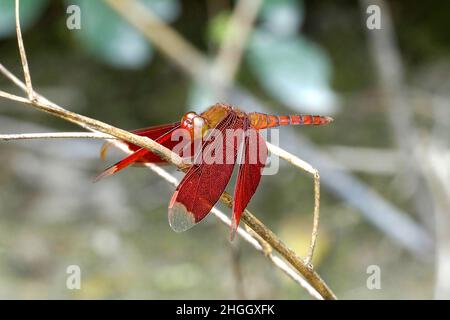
[181,112,209,138]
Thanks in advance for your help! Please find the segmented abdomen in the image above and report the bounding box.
[248,113,333,129]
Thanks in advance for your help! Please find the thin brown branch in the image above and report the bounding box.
[0,132,113,141]
[0,89,30,104]
[0,63,27,91]
[15,0,34,100]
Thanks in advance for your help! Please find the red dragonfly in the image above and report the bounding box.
[97,103,332,238]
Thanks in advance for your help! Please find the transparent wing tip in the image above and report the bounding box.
[168,201,196,232]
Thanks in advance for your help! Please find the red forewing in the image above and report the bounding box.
[168,111,245,232]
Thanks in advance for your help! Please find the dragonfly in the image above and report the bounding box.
[96,103,332,239]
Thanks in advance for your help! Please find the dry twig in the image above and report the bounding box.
[0,132,112,141]
[15,0,34,100]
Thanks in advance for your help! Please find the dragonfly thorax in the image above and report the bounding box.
[181,112,209,137]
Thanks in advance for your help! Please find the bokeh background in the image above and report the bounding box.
[0,0,449,299]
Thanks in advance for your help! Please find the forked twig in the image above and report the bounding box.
[267,142,321,266]
[0,89,30,104]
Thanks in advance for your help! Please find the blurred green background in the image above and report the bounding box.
[0,0,449,299]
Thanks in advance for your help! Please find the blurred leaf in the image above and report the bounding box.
[207,10,231,46]
[67,0,180,69]
[207,0,302,45]
[278,215,331,267]
[0,0,49,39]
[260,0,303,36]
[247,31,338,113]
[146,0,180,23]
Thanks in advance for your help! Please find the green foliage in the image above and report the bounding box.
[66,0,179,69]
[207,10,231,46]
[247,0,336,113]
[0,0,49,39]
[67,0,152,69]
[259,0,304,36]
[0,0,180,68]
[247,31,336,113]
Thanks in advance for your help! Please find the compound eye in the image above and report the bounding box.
[182,112,197,121]
[181,112,197,129]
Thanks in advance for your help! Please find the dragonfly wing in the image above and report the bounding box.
[168,112,245,232]
[131,122,180,138]
[231,122,268,238]
[101,122,181,161]
[95,147,148,182]
[96,123,182,181]
[130,123,183,163]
